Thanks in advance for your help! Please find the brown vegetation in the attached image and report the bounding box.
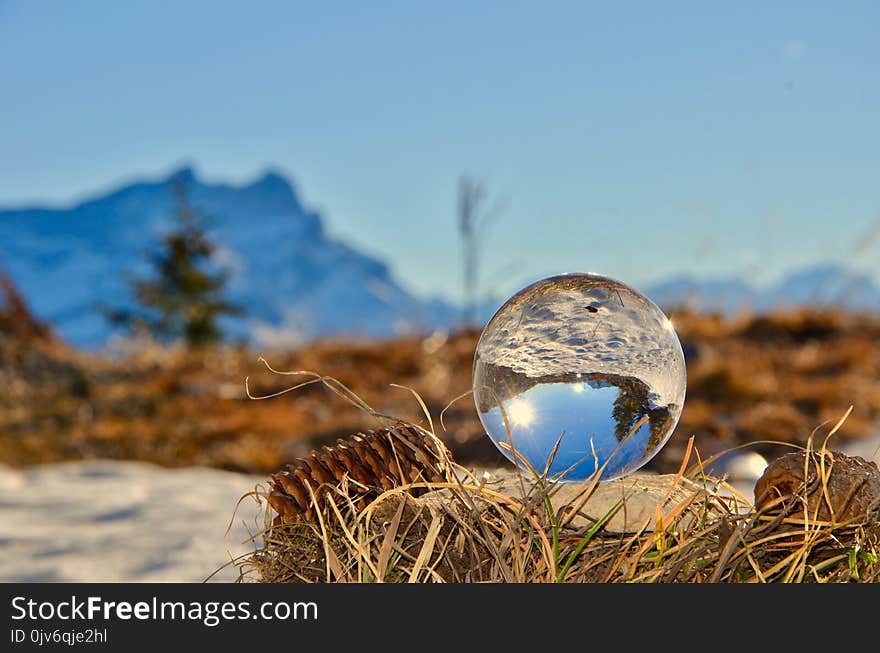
[0,306,879,475]
[239,439,880,583]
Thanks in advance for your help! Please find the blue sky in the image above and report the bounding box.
[1,1,878,303]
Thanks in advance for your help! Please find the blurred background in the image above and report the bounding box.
[0,2,879,580]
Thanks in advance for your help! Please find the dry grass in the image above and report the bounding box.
[2,308,880,477]
[231,431,880,584]
[226,371,879,584]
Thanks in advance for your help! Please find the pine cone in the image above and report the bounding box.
[267,423,453,524]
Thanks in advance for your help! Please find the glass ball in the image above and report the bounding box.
[472,273,686,482]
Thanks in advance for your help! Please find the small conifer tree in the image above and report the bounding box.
[108,179,242,348]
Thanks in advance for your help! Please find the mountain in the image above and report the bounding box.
[1,165,877,349]
[0,166,463,348]
[645,264,880,315]
[645,277,757,315]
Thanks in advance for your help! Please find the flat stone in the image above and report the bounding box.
[457,466,728,533]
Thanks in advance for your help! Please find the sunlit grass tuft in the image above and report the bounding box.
[224,370,880,584]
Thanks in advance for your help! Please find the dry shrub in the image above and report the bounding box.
[0,272,51,341]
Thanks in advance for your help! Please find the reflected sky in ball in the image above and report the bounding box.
[480,379,660,480]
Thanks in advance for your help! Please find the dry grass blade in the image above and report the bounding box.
[390,382,435,434]
[303,479,343,582]
[376,498,406,581]
[408,513,443,583]
[439,389,474,432]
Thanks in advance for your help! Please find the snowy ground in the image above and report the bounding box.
[0,461,266,583]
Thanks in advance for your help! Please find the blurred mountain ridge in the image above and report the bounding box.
[648,263,880,315]
[0,165,468,347]
[0,165,877,348]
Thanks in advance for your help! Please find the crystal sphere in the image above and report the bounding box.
[472,273,686,482]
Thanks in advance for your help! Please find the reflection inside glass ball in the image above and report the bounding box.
[472,273,687,482]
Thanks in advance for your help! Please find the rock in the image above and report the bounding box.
[754,450,880,522]
[456,466,727,533]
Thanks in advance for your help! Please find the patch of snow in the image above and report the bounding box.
[0,461,266,583]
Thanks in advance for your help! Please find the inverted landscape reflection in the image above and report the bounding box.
[472,273,687,481]
[478,373,678,480]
